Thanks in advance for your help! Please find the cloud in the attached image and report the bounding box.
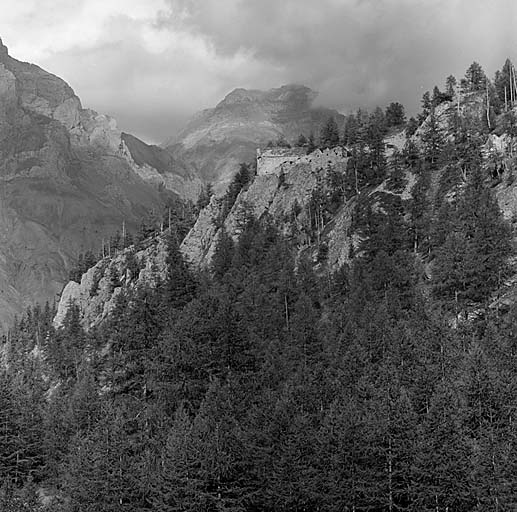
[0,0,515,143]
[162,0,516,112]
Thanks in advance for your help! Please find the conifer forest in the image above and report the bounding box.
[3,52,517,511]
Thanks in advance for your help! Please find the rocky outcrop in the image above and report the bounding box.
[181,147,350,270]
[414,91,488,143]
[166,84,345,192]
[120,133,202,201]
[412,91,517,224]
[54,236,169,330]
[486,130,517,220]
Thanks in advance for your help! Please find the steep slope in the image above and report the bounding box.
[54,93,517,337]
[120,133,201,200]
[0,38,198,329]
[180,146,353,271]
[179,91,517,301]
[53,234,169,330]
[165,84,344,191]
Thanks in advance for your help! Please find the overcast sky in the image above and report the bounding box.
[0,0,515,143]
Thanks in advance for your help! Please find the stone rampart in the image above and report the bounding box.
[257,146,348,176]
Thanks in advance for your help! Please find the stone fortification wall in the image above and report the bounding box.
[306,147,348,171]
[256,147,307,175]
[257,146,348,176]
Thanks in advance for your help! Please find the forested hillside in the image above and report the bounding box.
[2,59,517,511]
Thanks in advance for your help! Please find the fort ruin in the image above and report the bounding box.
[256,146,348,176]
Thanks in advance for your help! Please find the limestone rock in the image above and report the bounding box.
[120,133,202,201]
[180,195,222,268]
[181,146,350,270]
[54,236,169,330]
[53,281,82,327]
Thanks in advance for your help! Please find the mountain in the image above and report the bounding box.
[0,38,200,330]
[120,132,201,200]
[165,84,345,191]
[12,61,517,511]
[181,146,355,270]
[51,86,517,333]
[179,89,517,298]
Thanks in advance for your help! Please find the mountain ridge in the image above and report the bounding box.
[0,38,200,329]
[165,83,345,190]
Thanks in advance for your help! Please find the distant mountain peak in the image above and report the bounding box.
[219,87,263,106]
[167,83,343,189]
[271,83,317,98]
[218,84,318,109]
[268,84,318,110]
[0,37,8,58]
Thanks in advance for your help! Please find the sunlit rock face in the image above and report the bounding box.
[54,235,169,330]
[180,146,351,270]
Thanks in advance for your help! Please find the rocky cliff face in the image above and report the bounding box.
[53,149,355,331]
[179,143,419,276]
[180,146,353,271]
[0,38,199,330]
[179,91,517,287]
[165,84,344,192]
[54,235,168,330]
[55,90,517,330]
[120,133,201,201]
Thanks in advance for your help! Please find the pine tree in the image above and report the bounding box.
[212,228,235,279]
[151,406,204,512]
[196,182,213,212]
[366,108,388,180]
[385,102,406,127]
[412,382,474,511]
[343,113,359,145]
[405,117,419,138]
[464,61,487,92]
[317,394,365,510]
[220,163,253,222]
[420,91,432,121]
[432,85,442,106]
[445,74,457,96]
[164,230,196,311]
[66,404,140,510]
[407,169,431,253]
[433,166,511,307]
[320,117,340,148]
[0,373,21,485]
[494,58,515,107]
[421,108,444,167]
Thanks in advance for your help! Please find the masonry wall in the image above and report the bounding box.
[256,147,307,176]
[307,147,347,171]
[256,146,348,176]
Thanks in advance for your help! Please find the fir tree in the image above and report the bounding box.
[385,102,406,127]
[464,61,487,92]
[320,117,340,148]
[445,74,457,96]
[433,166,511,306]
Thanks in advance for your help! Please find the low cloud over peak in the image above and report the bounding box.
[0,0,515,143]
